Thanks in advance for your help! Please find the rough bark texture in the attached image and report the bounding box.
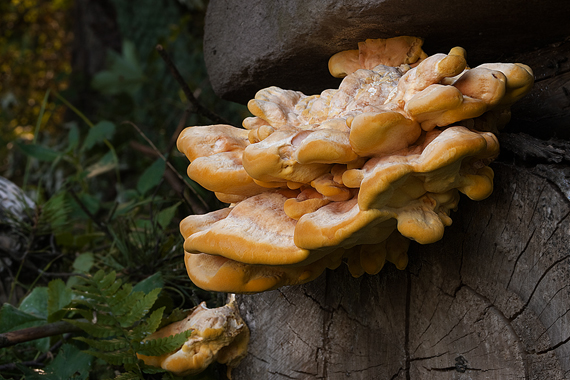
[204,0,570,106]
[233,162,570,379]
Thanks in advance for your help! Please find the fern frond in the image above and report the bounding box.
[92,269,107,283]
[120,288,161,327]
[101,277,124,297]
[131,307,165,341]
[108,283,134,308]
[134,330,191,357]
[95,270,118,291]
[66,270,181,375]
[74,337,131,352]
[111,289,143,317]
[68,319,119,338]
[72,287,107,304]
[141,365,167,374]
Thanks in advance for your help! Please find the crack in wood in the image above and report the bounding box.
[535,334,570,356]
[268,370,299,379]
[389,367,404,380]
[535,284,570,343]
[545,209,570,243]
[278,289,299,308]
[499,180,518,238]
[249,352,270,364]
[428,307,471,349]
[409,352,448,362]
[509,255,570,322]
[506,226,537,290]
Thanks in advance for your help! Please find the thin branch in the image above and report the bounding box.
[68,189,114,240]
[0,321,84,349]
[0,333,72,371]
[156,44,234,126]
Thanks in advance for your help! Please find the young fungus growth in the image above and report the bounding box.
[137,300,249,377]
[177,36,534,293]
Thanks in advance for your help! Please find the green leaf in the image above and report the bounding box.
[72,252,95,273]
[66,122,80,151]
[47,279,73,322]
[156,202,181,229]
[86,150,117,178]
[45,343,92,380]
[0,303,44,333]
[133,272,164,295]
[16,141,60,162]
[82,120,116,151]
[20,287,49,319]
[69,192,101,218]
[137,158,166,195]
[91,40,145,96]
[1,296,50,352]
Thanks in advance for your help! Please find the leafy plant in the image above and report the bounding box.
[66,270,191,378]
[1,1,236,378]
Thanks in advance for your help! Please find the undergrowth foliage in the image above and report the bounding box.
[67,270,191,377]
[1,1,238,379]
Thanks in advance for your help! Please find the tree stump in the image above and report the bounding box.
[201,2,570,377]
[233,162,570,379]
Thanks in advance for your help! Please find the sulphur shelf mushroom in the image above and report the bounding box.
[176,36,534,293]
[137,298,249,378]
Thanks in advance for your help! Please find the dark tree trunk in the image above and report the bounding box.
[234,162,570,379]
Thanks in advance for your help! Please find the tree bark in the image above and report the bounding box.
[234,162,570,379]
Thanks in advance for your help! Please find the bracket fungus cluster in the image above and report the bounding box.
[177,36,534,294]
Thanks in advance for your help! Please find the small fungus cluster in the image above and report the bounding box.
[177,36,534,293]
[137,300,249,377]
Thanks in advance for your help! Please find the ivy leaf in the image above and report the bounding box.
[16,141,60,162]
[137,158,166,195]
[82,120,116,151]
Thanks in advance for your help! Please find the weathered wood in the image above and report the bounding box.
[234,162,570,379]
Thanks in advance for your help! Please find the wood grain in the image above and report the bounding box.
[233,163,570,379]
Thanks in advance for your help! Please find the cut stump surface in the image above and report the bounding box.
[234,163,570,379]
